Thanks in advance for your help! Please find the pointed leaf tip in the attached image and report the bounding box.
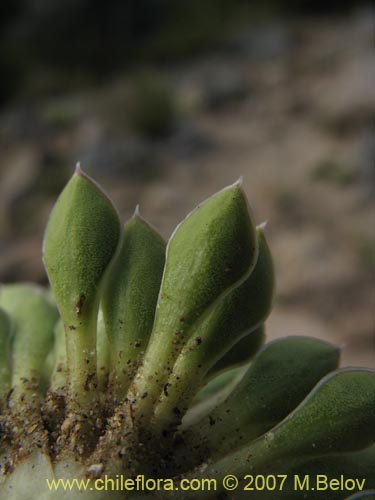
[42,171,121,409]
[43,170,121,326]
[133,204,141,218]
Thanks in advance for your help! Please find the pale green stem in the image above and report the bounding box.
[0,284,57,404]
[50,319,67,392]
[0,307,12,399]
[64,309,99,412]
[97,309,110,393]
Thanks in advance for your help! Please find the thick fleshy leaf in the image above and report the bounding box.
[102,212,165,401]
[153,229,273,432]
[181,367,247,430]
[43,166,121,328]
[175,228,273,372]
[132,181,258,422]
[0,283,58,401]
[182,337,340,459]
[42,166,121,409]
[206,324,265,380]
[192,367,244,406]
[235,447,375,499]
[197,369,375,486]
[151,229,272,432]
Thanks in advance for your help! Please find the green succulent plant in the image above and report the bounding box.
[0,166,374,500]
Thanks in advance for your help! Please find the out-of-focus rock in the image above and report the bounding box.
[231,21,295,60]
[0,238,45,284]
[201,68,250,110]
[0,147,40,238]
[165,122,213,159]
[357,126,375,198]
[75,131,157,180]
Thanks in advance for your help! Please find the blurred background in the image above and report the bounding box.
[0,0,374,367]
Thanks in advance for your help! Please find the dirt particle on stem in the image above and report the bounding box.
[75,294,86,315]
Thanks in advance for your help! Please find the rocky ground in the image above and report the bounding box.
[0,8,374,367]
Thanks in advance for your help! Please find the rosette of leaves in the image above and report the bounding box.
[0,166,374,500]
